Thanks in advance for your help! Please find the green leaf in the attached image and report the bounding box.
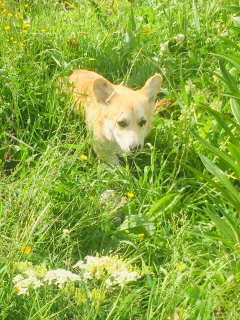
[183,163,240,213]
[199,154,240,205]
[192,0,200,32]
[216,36,240,52]
[186,230,235,248]
[230,98,240,124]
[215,54,240,73]
[204,207,236,242]
[148,193,180,217]
[219,60,238,87]
[205,106,240,146]
[222,6,240,13]
[228,143,240,167]
[191,129,240,178]
[119,215,155,236]
[231,16,240,28]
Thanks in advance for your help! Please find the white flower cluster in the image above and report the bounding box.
[185,79,197,93]
[74,255,141,287]
[44,269,81,288]
[13,255,141,296]
[13,271,43,296]
[13,265,81,295]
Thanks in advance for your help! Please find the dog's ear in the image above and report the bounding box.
[93,78,115,104]
[142,74,162,103]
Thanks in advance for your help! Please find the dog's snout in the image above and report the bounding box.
[129,144,138,151]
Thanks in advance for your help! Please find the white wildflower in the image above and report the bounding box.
[185,79,196,93]
[100,190,115,203]
[13,273,43,295]
[73,255,141,287]
[13,274,24,283]
[160,41,169,53]
[175,34,185,44]
[205,37,211,44]
[16,287,29,296]
[44,269,81,288]
[73,260,85,269]
[62,229,70,238]
[210,99,222,111]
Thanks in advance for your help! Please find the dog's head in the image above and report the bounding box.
[93,74,162,153]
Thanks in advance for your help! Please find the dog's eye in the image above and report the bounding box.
[117,121,127,128]
[139,120,147,127]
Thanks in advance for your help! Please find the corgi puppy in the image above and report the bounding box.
[63,70,162,165]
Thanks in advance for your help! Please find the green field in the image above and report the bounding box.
[1,0,240,319]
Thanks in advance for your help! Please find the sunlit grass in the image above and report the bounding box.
[0,0,240,319]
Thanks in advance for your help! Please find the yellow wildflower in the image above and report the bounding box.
[20,246,31,254]
[90,196,94,200]
[22,29,28,33]
[127,192,134,198]
[10,37,13,40]
[24,4,28,7]
[4,26,10,30]
[20,42,24,46]
[24,23,29,28]
[177,263,186,271]
[8,12,13,17]
[124,230,130,234]
[41,29,45,33]
[80,154,87,160]
[15,286,20,293]
[139,233,145,238]
[2,8,6,12]
[13,41,17,44]
[1,3,5,6]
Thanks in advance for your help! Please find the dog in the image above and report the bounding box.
[62,70,162,166]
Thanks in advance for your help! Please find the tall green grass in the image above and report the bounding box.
[1,0,240,319]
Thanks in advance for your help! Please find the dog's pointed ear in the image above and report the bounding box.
[93,78,115,104]
[142,74,162,103]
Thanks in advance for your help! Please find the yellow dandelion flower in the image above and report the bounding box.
[8,12,13,17]
[139,233,145,238]
[10,37,13,40]
[80,154,87,160]
[124,229,130,234]
[127,192,134,198]
[4,26,10,30]
[90,196,94,200]
[15,286,20,293]
[22,29,28,33]
[41,29,45,33]
[177,263,186,271]
[24,23,30,28]
[20,246,31,254]
[13,41,17,44]
[111,193,115,197]
[1,3,5,6]
[24,4,28,7]
[19,42,24,46]
[1,8,6,13]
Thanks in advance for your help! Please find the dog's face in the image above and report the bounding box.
[93,74,162,153]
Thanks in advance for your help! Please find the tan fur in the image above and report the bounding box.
[62,70,162,165]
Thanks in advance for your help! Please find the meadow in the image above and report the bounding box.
[1,0,240,319]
